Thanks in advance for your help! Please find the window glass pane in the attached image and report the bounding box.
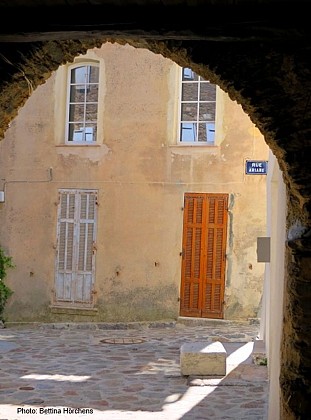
[68,124,97,142]
[71,65,99,86]
[89,66,100,83]
[198,122,215,143]
[86,84,99,102]
[199,103,215,121]
[200,83,216,101]
[69,104,84,123]
[85,104,98,122]
[206,123,215,143]
[71,67,87,84]
[198,123,207,142]
[85,125,97,142]
[181,103,197,121]
[181,123,197,142]
[68,123,82,142]
[182,83,198,101]
[70,86,85,102]
[182,68,198,81]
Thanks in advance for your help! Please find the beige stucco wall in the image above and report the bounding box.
[0,42,269,323]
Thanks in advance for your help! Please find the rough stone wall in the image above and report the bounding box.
[0,2,311,418]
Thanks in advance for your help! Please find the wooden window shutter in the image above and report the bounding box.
[77,192,96,273]
[55,189,97,305]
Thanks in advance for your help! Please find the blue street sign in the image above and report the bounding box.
[245,160,268,175]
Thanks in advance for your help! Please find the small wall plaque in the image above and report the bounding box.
[246,160,268,175]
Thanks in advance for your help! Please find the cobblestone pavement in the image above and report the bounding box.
[0,319,268,420]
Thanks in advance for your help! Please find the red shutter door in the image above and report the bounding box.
[180,193,228,319]
[201,194,228,318]
[180,193,206,317]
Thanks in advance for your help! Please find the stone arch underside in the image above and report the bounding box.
[0,3,311,418]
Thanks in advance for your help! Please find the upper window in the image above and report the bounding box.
[179,67,216,145]
[66,63,99,144]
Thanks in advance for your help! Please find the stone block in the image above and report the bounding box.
[180,341,227,376]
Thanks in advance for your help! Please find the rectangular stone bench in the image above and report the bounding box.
[180,341,227,376]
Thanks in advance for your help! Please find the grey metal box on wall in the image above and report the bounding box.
[257,237,270,263]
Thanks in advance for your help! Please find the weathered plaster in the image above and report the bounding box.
[0,43,268,325]
[0,3,310,417]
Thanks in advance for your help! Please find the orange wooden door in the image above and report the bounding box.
[180,193,228,319]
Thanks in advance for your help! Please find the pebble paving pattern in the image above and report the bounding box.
[0,320,268,419]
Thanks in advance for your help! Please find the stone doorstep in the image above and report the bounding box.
[180,341,227,376]
[252,339,266,354]
[252,339,267,364]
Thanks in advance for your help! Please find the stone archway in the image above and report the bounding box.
[0,2,310,418]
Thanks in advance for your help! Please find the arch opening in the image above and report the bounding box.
[0,5,310,418]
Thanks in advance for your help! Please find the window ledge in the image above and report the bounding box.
[170,143,217,147]
[50,305,98,316]
[168,144,219,154]
[56,144,101,147]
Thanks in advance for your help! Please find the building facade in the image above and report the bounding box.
[0,42,269,323]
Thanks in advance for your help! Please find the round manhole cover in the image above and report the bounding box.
[100,338,145,344]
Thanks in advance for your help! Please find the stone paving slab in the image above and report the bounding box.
[0,320,268,419]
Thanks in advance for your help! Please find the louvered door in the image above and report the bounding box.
[180,193,228,319]
[55,189,97,306]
